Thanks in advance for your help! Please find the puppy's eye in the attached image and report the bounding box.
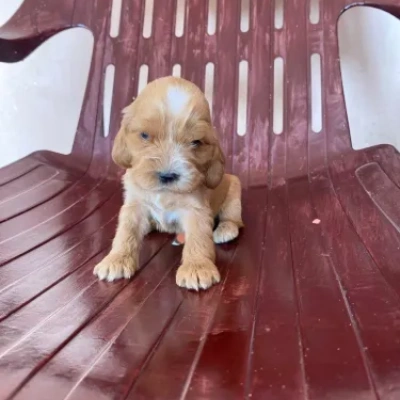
[190,140,202,148]
[140,132,149,140]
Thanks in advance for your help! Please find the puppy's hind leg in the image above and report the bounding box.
[213,175,244,244]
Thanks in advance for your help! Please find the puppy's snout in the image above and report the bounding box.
[158,171,180,184]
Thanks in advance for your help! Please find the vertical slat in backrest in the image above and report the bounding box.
[108,0,144,174]
[323,0,354,172]
[308,0,326,176]
[142,0,176,81]
[70,0,114,174]
[285,1,309,180]
[181,0,207,88]
[246,1,271,187]
[269,0,287,187]
[213,0,241,180]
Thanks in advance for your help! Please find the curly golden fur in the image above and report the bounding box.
[94,76,243,290]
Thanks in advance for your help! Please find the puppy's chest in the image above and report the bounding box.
[148,197,182,232]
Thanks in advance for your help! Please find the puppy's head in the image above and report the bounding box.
[112,76,224,192]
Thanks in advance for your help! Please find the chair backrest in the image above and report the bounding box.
[1,0,396,186]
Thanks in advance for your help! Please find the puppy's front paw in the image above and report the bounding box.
[93,253,137,282]
[213,221,240,244]
[176,259,221,291]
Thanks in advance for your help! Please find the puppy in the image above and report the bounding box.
[94,76,243,290]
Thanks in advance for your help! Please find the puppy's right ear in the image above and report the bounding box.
[112,126,132,169]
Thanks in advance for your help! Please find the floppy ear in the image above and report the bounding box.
[112,126,132,169]
[205,141,225,189]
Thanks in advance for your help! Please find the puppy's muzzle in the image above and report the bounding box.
[158,171,180,184]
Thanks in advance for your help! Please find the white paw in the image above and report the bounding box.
[93,253,137,282]
[176,259,220,291]
[213,221,240,244]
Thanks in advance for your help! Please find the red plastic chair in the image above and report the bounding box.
[1,0,400,398]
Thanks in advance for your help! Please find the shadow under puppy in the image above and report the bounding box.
[94,76,243,290]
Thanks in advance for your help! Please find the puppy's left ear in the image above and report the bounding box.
[112,126,132,169]
[205,141,225,189]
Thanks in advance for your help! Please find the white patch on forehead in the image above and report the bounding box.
[166,86,190,116]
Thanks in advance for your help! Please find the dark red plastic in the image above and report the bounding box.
[1,1,400,399]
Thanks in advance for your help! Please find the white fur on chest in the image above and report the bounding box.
[148,195,182,232]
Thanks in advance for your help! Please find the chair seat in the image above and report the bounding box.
[1,144,400,399]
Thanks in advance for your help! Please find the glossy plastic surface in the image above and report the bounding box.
[1,1,400,399]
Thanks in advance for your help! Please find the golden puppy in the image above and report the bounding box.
[94,76,243,290]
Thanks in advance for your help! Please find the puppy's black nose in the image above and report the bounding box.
[158,172,180,184]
